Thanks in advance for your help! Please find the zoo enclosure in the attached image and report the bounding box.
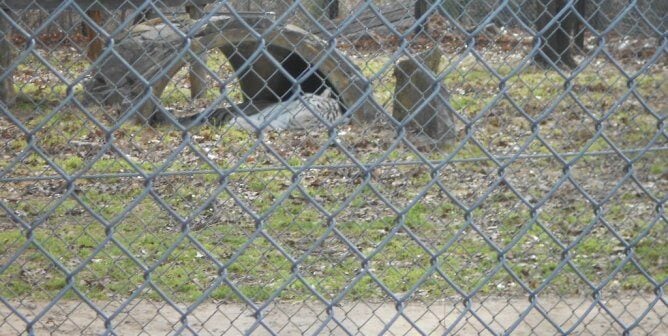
[0,0,666,335]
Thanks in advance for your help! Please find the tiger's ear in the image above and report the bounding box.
[320,87,333,98]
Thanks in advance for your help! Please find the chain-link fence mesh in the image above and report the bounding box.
[0,0,665,334]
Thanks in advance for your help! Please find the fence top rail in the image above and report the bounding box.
[2,0,217,10]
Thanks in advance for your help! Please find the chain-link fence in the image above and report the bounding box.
[0,0,665,334]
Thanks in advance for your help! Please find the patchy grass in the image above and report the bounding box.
[0,46,666,305]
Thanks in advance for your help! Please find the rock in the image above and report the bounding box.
[83,15,203,122]
[393,47,456,146]
[84,15,379,125]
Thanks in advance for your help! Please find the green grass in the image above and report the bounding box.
[0,49,665,304]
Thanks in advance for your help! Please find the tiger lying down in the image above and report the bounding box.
[166,88,345,131]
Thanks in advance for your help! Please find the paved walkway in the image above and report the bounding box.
[2,296,665,335]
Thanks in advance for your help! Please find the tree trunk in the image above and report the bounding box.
[83,9,105,61]
[133,7,153,25]
[414,0,462,33]
[534,0,587,69]
[0,9,16,107]
[572,0,587,52]
[303,0,338,20]
[325,0,339,19]
[186,4,208,100]
[393,47,456,147]
[414,0,429,32]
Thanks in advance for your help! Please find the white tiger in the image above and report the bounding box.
[230,88,342,131]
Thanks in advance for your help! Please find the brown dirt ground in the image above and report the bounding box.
[1,295,666,335]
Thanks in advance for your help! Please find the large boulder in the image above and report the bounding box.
[84,15,379,124]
